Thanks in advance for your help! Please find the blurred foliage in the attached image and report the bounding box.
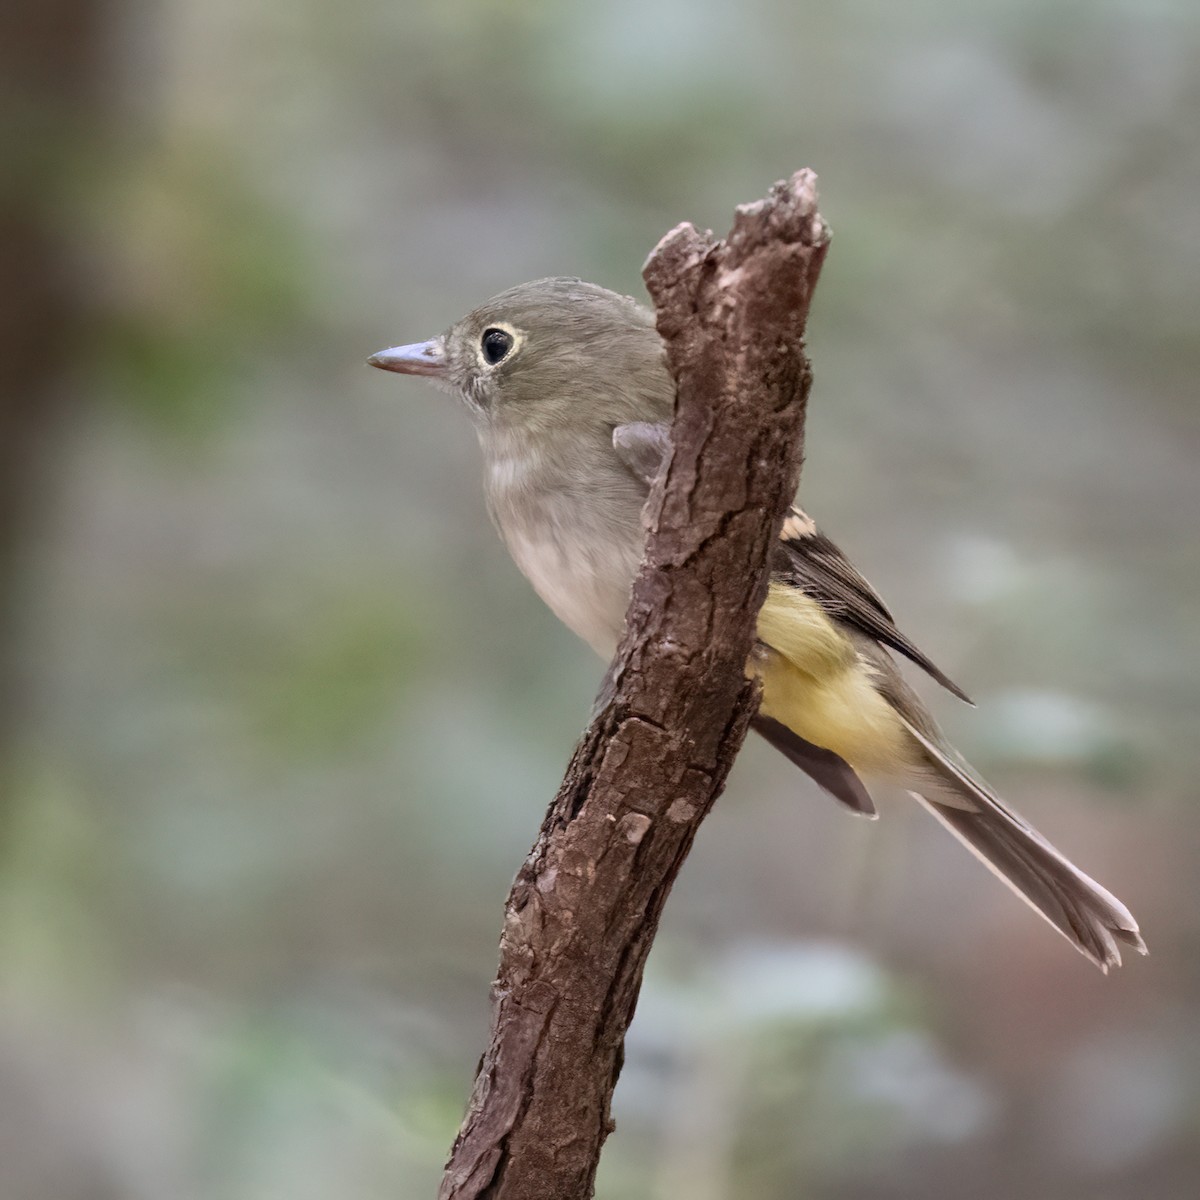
[90,139,316,437]
[169,579,430,758]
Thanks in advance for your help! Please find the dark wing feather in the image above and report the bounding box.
[612,425,971,704]
[752,716,877,817]
[773,507,973,704]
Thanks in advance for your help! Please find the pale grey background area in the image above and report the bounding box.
[3,1,1198,1197]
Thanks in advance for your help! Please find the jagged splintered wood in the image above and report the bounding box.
[439,171,830,1200]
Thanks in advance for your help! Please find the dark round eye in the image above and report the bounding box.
[481,327,514,365]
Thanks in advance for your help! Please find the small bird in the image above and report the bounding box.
[369,277,1145,971]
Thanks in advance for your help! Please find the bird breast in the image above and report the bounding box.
[483,444,645,658]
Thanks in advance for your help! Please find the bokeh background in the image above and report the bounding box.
[3,0,1198,1197]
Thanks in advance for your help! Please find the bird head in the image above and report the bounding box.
[367,277,671,434]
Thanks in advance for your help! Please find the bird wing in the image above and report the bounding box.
[773,508,972,704]
[612,421,671,487]
[612,421,971,704]
[751,715,877,817]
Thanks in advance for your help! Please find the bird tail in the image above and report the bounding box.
[901,716,1146,972]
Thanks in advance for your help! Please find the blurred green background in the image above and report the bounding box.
[2,0,1198,1197]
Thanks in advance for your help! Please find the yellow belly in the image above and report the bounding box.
[753,582,911,776]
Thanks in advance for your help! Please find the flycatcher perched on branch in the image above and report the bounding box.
[368,276,1145,971]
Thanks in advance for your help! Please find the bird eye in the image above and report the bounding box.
[481,327,514,365]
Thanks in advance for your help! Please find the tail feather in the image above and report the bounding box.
[900,716,1145,971]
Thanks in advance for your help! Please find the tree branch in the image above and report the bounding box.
[439,170,830,1200]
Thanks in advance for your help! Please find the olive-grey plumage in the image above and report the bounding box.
[368,276,1145,970]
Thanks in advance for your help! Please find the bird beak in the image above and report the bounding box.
[367,338,446,377]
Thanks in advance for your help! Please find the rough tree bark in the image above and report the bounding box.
[439,171,830,1200]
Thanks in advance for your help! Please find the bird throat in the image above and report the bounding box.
[480,426,646,657]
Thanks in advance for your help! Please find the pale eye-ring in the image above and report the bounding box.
[481,327,514,365]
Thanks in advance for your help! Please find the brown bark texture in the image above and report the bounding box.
[438,170,830,1200]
